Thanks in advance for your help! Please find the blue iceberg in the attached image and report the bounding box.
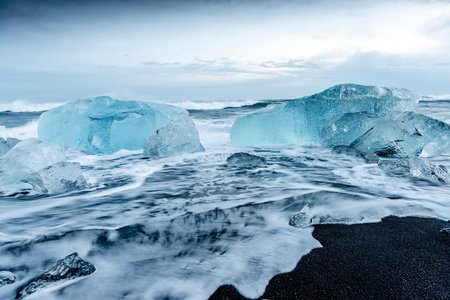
[0,139,87,195]
[38,96,204,155]
[321,111,450,157]
[230,84,420,146]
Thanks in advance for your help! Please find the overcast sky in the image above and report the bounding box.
[1,0,450,104]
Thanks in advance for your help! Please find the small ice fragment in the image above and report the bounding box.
[15,252,95,300]
[289,205,312,228]
[378,158,450,183]
[0,271,15,286]
[24,162,87,194]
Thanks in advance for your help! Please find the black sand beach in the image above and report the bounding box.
[209,216,450,300]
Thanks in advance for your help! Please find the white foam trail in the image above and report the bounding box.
[0,100,65,112]
[421,94,450,101]
[0,119,39,139]
[86,165,163,199]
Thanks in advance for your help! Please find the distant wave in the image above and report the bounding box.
[0,119,39,139]
[420,94,450,101]
[0,100,65,112]
[163,100,261,110]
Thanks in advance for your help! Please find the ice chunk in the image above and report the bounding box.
[38,96,203,155]
[288,205,312,228]
[332,145,380,164]
[378,158,450,183]
[0,139,67,182]
[0,139,86,194]
[143,112,205,158]
[0,271,15,286]
[321,111,450,157]
[226,152,267,167]
[24,162,87,194]
[230,84,419,146]
[0,137,20,156]
[15,252,95,300]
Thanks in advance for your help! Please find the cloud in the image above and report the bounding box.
[1,0,450,103]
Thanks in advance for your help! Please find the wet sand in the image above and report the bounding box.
[209,216,450,300]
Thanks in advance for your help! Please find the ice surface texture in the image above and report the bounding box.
[0,139,87,194]
[378,158,450,184]
[38,96,204,156]
[143,112,205,158]
[0,137,20,156]
[321,111,450,157]
[332,145,380,164]
[230,84,420,146]
[15,252,95,300]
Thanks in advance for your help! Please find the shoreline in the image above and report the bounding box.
[209,216,450,300]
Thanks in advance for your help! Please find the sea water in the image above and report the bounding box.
[0,99,449,299]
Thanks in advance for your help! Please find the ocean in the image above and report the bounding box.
[0,99,449,299]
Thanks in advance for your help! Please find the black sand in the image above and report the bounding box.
[209,216,450,300]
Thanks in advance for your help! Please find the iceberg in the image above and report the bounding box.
[321,111,450,157]
[230,84,419,146]
[38,96,204,155]
[0,139,87,194]
[0,137,20,156]
[143,113,204,158]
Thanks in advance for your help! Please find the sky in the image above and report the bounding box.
[1,0,450,104]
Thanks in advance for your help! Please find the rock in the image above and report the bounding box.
[440,228,450,234]
[226,152,267,167]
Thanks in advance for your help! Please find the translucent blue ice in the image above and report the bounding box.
[38,96,204,155]
[0,139,87,194]
[320,111,450,157]
[230,84,420,146]
[0,137,19,156]
[143,112,205,158]
[378,157,450,183]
